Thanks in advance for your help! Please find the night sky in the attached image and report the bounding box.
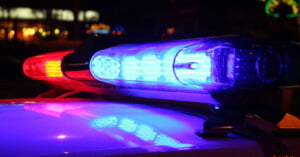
[0,0,298,41]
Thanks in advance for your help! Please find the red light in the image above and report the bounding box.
[22,50,107,93]
[45,60,63,77]
[23,50,73,81]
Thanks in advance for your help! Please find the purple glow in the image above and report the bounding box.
[45,104,78,112]
[23,103,86,118]
[57,134,67,139]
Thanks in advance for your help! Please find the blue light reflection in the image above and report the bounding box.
[91,115,118,128]
[119,118,138,132]
[155,134,192,148]
[91,115,194,148]
[1,100,206,156]
[136,124,157,141]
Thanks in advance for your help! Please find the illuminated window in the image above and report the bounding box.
[0,6,9,18]
[0,6,46,20]
[52,9,74,22]
[10,7,46,20]
[0,6,99,22]
[79,10,100,22]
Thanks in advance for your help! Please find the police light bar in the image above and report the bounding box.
[22,36,300,104]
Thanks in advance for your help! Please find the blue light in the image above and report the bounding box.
[113,134,125,141]
[140,54,161,81]
[2,100,204,156]
[189,62,201,69]
[174,51,212,85]
[155,134,192,148]
[89,39,236,91]
[118,118,138,133]
[90,115,194,147]
[113,25,125,32]
[214,105,220,110]
[154,134,178,146]
[91,116,118,128]
[92,29,110,34]
[135,124,157,141]
[227,53,235,79]
[90,55,120,79]
[121,56,138,80]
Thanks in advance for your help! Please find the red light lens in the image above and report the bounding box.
[23,50,73,81]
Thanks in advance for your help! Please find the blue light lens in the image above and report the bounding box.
[227,53,235,79]
[173,45,213,86]
[90,39,235,91]
[90,39,283,91]
[90,56,120,79]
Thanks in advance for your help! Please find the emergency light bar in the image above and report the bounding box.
[22,36,300,104]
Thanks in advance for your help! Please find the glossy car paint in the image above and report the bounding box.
[0,100,264,157]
